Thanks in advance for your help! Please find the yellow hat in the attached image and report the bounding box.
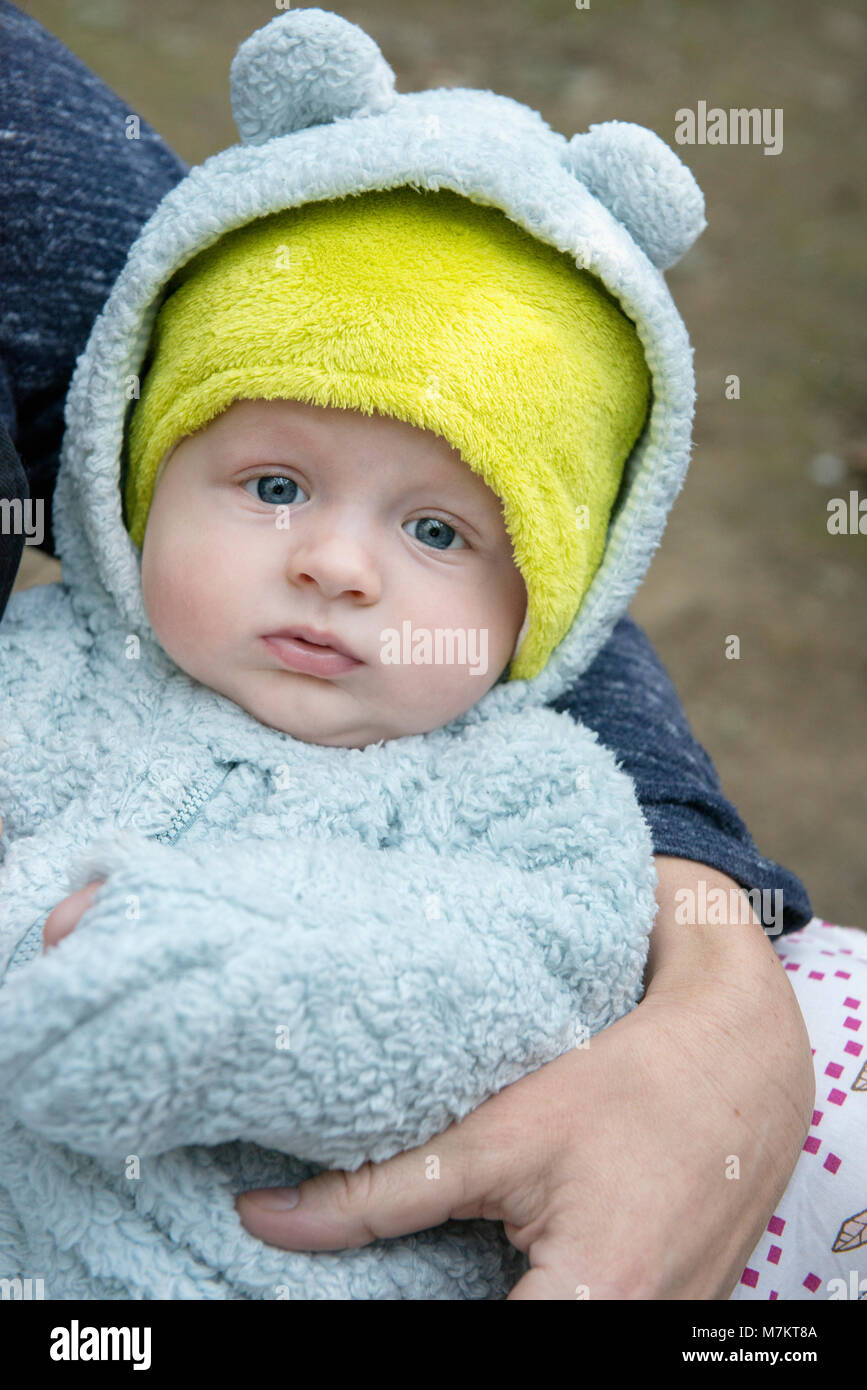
[123,186,650,679]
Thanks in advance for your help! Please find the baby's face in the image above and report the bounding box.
[140,398,527,747]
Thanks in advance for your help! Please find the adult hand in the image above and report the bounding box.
[235,859,815,1298]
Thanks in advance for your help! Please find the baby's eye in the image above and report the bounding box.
[404,517,467,550]
[243,475,306,506]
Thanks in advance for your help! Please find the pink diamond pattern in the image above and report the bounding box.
[803,1135,821,1154]
[828,1088,846,1106]
[740,1267,759,1288]
[823,1152,841,1174]
[826,1062,843,1078]
[768,1215,785,1236]
[803,1273,821,1293]
[767,1245,782,1265]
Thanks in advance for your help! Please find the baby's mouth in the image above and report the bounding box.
[266,625,362,662]
[262,629,364,677]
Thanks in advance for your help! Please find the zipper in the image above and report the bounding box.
[2,763,240,979]
[151,762,239,847]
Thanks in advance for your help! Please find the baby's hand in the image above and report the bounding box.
[42,880,105,952]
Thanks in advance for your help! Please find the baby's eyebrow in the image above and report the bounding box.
[223,435,314,465]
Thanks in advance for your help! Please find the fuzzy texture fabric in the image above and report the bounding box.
[123,188,651,680]
[0,587,655,1299]
[0,7,707,1299]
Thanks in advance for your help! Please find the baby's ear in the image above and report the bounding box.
[561,120,707,270]
[230,9,397,146]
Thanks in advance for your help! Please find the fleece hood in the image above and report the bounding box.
[54,6,706,724]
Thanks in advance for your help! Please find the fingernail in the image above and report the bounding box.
[242,1187,300,1211]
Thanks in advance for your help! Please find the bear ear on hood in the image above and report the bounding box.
[231,11,706,275]
[561,120,707,271]
[230,8,398,145]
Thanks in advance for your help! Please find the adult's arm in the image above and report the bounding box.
[0,0,186,591]
[550,616,813,935]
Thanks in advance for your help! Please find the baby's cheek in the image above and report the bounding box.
[142,541,217,668]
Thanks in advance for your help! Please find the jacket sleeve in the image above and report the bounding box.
[0,0,188,580]
[0,714,656,1171]
[550,615,813,934]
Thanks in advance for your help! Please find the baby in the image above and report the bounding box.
[1,10,864,1303]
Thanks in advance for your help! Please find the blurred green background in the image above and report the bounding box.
[13,0,866,922]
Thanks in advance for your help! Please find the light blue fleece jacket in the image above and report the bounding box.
[0,8,706,1299]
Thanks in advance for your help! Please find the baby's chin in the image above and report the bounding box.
[244,670,503,746]
[177,655,488,748]
[220,673,397,749]
[258,711,395,750]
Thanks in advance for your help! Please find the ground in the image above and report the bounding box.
[13,0,865,924]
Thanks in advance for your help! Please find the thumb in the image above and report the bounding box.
[235,1108,515,1252]
[234,1051,586,1254]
